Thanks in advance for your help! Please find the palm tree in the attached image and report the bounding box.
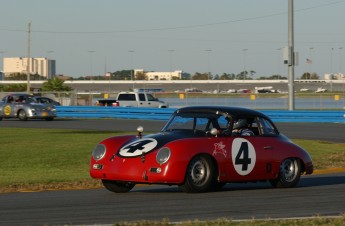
[41,77,72,91]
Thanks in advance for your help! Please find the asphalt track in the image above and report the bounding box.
[0,119,344,225]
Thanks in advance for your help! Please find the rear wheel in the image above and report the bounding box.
[270,158,301,188]
[18,110,28,121]
[102,180,135,193]
[179,155,217,193]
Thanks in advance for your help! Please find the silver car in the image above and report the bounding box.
[0,94,56,121]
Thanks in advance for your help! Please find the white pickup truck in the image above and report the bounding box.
[96,92,168,108]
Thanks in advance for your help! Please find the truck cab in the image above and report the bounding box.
[117,92,168,108]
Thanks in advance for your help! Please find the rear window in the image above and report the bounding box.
[118,94,136,101]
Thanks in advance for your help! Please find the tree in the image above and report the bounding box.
[192,72,209,80]
[135,71,147,80]
[0,84,27,92]
[220,73,235,80]
[301,72,319,80]
[41,77,72,91]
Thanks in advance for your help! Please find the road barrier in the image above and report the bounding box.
[56,106,345,123]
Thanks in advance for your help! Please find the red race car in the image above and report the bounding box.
[90,106,313,193]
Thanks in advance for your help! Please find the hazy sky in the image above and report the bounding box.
[1,0,345,78]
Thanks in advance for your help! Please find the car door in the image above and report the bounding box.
[222,116,278,182]
[2,96,17,117]
[138,93,149,107]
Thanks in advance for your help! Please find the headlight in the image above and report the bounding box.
[92,144,106,161]
[156,147,171,165]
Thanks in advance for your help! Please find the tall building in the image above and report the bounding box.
[3,57,56,79]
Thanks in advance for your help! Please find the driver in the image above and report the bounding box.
[232,119,254,136]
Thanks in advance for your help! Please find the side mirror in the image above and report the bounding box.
[137,126,144,138]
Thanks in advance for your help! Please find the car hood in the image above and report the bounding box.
[117,131,200,158]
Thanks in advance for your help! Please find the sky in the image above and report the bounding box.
[1,0,345,78]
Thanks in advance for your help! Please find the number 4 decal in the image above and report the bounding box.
[231,138,256,176]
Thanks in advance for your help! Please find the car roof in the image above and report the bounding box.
[176,106,268,119]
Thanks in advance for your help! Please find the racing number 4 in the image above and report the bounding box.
[235,142,252,171]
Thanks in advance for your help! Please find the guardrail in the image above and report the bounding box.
[56,106,345,123]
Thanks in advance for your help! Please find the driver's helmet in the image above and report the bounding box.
[233,119,247,130]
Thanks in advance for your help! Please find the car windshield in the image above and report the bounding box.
[26,96,37,103]
[162,112,229,132]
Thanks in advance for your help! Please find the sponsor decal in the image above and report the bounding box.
[119,138,158,157]
[212,141,227,158]
[231,138,256,176]
[4,105,11,115]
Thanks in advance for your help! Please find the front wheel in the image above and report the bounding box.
[18,110,28,121]
[102,180,135,193]
[270,158,301,188]
[179,155,217,193]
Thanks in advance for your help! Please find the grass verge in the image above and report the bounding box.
[0,128,344,193]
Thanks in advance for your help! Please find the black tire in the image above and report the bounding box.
[45,117,54,121]
[18,110,28,121]
[179,155,217,193]
[270,158,301,188]
[102,180,135,193]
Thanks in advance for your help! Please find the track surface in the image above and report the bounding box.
[0,173,344,225]
[0,119,344,225]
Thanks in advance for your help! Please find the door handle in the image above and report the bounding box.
[264,146,272,150]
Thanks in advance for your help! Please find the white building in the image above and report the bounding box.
[3,57,56,79]
[324,73,345,80]
[134,69,182,80]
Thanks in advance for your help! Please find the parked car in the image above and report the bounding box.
[95,99,119,107]
[0,94,56,121]
[90,106,313,193]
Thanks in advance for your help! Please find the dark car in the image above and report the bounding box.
[90,106,313,193]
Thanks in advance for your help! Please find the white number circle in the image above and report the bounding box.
[119,138,158,157]
[231,138,256,176]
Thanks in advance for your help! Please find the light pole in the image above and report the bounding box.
[308,47,314,79]
[128,50,135,81]
[276,48,282,79]
[88,50,95,79]
[205,50,212,80]
[242,49,248,80]
[338,47,343,74]
[168,50,174,79]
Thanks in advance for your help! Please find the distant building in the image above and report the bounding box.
[134,69,183,80]
[324,73,345,80]
[3,57,56,79]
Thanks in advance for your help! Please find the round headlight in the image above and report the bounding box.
[92,144,106,161]
[156,147,171,165]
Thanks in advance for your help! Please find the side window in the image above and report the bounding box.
[217,116,229,130]
[194,118,209,131]
[250,118,259,135]
[139,93,146,101]
[257,117,278,136]
[146,94,155,101]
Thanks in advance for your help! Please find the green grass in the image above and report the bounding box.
[0,128,344,193]
[110,215,345,226]
[0,128,118,191]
